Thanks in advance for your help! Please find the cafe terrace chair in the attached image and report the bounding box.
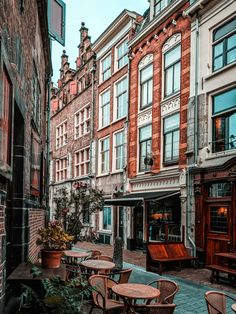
[109,268,133,284]
[86,250,102,260]
[205,291,236,314]
[148,279,179,304]
[88,275,124,314]
[97,255,113,262]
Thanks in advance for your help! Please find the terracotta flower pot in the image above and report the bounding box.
[41,250,62,269]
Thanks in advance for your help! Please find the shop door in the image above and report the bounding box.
[205,203,231,264]
[134,206,143,249]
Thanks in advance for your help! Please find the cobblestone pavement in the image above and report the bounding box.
[76,242,236,314]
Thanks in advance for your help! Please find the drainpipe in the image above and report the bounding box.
[187,15,199,257]
[89,57,96,186]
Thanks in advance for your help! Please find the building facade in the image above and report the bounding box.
[0,0,51,309]
[50,23,96,231]
[93,10,141,246]
[125,0,191,250]
[186,0,236,265]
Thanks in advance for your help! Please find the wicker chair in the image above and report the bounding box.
[205,291,236,314]
[97,255,113,262]
[110,268,133,284]
[86,250,102,260]
[148,279,179,304]
[88,275,124,314]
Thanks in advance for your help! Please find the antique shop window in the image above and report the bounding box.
[213,18,236,71]
[164,44,181,97]
[208,182,231,197]
[139,124,152,172]
[212,88,236,152]
[210,206,228,233]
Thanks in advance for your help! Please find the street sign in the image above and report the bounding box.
[48,0,66,46]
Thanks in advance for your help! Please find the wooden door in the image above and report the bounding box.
[205,203,231,265]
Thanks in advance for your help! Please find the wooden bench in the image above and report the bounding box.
[146,242,198,275]
[206,264,236,283]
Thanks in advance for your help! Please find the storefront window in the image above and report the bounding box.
[210,206,228,233]
[208,182,231,197]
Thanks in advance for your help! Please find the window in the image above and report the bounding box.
[212,88,236,152]
[82,204,90,224]
[32,69,41,130]
[100,137,109,173]
[56,120,67,149]
[75,105,90,138]
[75,147,90,177]
[115,77,128,119]
[0,68,12,166]
[163,113,180,163]
[164,44,181,97]
[154,0,174,16]
[101,54,111,82]
[210,206,228,233]
[56,157,67,181]
[209,182,231,197]
[140,63,153,109]
[139,124,152,172]
[116,39,128,69]
[114,131,124,170]
[100,90,110,127]
[213,18,236,71]
[103,207,111,230]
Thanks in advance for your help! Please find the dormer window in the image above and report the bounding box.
[154,0,174,16]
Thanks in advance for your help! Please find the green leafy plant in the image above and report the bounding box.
[20,267,91,314]
[53,183,104,242]
[36,221,74,251]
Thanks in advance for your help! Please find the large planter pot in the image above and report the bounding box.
[41,250,62,269]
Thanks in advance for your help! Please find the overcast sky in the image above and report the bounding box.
[51,0,148,85]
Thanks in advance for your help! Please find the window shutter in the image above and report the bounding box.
[70,81,78,95]
[51,99,59,111]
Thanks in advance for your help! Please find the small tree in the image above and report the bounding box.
[53,182,104,242]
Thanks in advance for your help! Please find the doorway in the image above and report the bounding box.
[134,206,144,249]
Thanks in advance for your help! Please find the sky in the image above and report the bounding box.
[51,0,148,85]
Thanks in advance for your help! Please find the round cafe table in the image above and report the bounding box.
[63,250,89,265]
[80,259,115,274]
[112,283,160,314]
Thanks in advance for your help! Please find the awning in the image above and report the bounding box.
[104,191,180,206]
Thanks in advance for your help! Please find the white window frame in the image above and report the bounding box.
[112,129,125,172]
[137,123,152,174]
[138,54,154,112]
[74,103,90,139]
[56,120,67,149]
[98,136,110,175]
[100,53,111,83]
[55,157,68,182]
[115,36,129,71]
[99,88,110,129]
[162,33,181,101]
[74,146,90,178]
[113,74,128,121]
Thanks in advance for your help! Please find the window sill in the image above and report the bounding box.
[110,170,124,175]
[97,124,111,132]
[111,116,127,124]
[206,148,236,160]
[162,160,179,167]
[56,144,67,150]
[96,172,110,178]
[74,132,90,140]
[113,64,128,77]
[139,104,152,111]
[161,92,180,103]
[205,62,236,81]
[98,76,112,87]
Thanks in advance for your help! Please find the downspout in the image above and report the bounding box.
[187,14,199,256]
[89,57,96,185]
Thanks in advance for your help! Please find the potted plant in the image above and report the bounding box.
[36,221,74,269]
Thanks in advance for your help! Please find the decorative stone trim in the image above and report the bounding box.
[162,33,181,53]
[139,54,153,69]
[161,97,180,116]
[131,177,179,192]
[138,108,152,127]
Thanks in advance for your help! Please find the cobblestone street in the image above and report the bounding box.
[76,242,236,314]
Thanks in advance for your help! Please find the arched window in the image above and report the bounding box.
[139,54,153,109]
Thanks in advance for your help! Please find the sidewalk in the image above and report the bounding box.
[75,241,236,294]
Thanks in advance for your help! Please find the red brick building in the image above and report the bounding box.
[92,10,141,246]
[0,0,51,309]
[50,23,96,228]
[125,0,191,250]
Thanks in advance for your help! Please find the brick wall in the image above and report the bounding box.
[28,210,45,263]
[128,3,190,177]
